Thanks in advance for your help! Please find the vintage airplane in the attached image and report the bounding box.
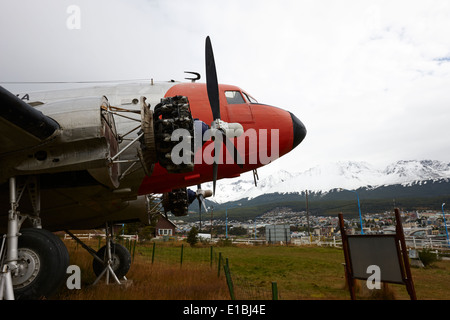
[0,37,306,299]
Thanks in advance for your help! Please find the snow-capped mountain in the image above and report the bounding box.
[205,160,450,204]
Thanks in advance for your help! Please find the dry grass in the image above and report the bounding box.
[54,241,229,300]
[53,240,450,300]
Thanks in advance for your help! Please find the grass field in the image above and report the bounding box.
[55,240,450,300]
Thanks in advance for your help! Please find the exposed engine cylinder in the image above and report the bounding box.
[162,188,190,216]
[153,96,194,174]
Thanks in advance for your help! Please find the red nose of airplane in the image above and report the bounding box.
[289,112,307,149]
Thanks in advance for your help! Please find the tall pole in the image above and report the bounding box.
[225,208,228,239]
[305,190,311,237]
[442,203,449,246]
[355,191,364,235]
[210,206,213,239]
[340,188,364,234]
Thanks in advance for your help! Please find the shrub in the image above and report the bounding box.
[419,248,440,267]
[186,227,199,247]
[216,238,234,247]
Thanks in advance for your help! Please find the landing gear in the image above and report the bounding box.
[1,177,69,300]
[2,176,133,299]
[65,222,131,286]
[93,242,131,282]
[92,222,131,285]
[13,228,69,300]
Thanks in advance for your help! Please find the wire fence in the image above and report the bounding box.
[64,231,450,300]
[135,242,214,266]
[130,241,279,300]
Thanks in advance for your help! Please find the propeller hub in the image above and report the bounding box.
[211,119,244,138]
[197,189,213,198]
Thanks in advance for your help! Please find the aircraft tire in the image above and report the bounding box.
[13,228,70,300]
[92,243,131,280]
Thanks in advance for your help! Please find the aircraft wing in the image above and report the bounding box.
[0,86,60,155]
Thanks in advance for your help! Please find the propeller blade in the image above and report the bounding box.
[213,161,219,196]
[206,36,244,195]
[205,36,221,121]
[196,184,211,213]
[199,194,208,213]
[197,184,202,215]
[212,129,224,195]
[222,132,244,169]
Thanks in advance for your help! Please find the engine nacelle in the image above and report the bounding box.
[8,97,121,189]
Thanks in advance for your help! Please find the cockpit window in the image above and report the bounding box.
[225,91,246,104]
[243,92,258,104]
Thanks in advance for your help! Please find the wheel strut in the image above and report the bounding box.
[0,177,19,299]
[65,222,123,286]
[2,176,69,300]
[92,222,122,285]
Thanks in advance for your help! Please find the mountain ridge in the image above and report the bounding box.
[204,160,450,204]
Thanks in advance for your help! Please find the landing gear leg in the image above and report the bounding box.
[1,177,69,300]
[92,222,122,285]
[65,222,131,286]
[1,177,20,300]
[0,262,14,300]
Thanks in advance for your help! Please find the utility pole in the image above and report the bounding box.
[442,203,449,246]
[225,208,228,239]
[210,206,214,239]
[306,190,311,238]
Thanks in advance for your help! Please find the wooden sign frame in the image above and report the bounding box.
[339,208,416,300]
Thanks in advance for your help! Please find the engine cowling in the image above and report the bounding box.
[8,97,121,189]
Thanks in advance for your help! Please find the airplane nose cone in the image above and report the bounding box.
[289,112,307,149]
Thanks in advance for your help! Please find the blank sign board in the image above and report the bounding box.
[347,235,405,284]
[265,224,290,243]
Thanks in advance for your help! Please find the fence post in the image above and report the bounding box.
[217,252,222,277]
[223,262,235,300]
[272,282,279,300]
[210,246,213,268]
[151,242,156,264]
[180,244,184,267]
[132,240,136,261]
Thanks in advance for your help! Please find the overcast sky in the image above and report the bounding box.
[2,0,450,179]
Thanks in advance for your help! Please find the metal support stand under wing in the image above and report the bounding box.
[92,222,122,285]
[65,221,131,286]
